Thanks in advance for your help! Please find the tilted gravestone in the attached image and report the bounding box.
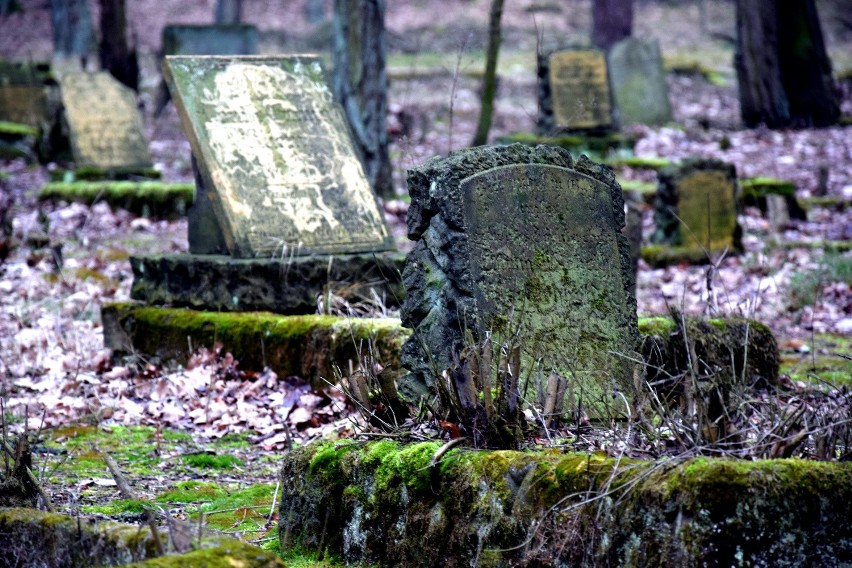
[164,55,393,258]
[401,144,638,412]
[538,49,613,133]
[648,158,742,265]
[126,55,401,315]
[60,72,152,170]
[608,38,672,127]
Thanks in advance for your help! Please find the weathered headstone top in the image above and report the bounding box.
[161,25,258,57]
[651,158,742,257]
[608,38,672,126]
[60,72,152,170]
[164,55,393,258]
[538,49,613,133]
[401,144,638,409]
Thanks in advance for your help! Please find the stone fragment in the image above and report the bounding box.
[401,144,638,411]
[164,55,393,258]
[59,71,152,170]
[607,38,672,126]
[538,49,612,133]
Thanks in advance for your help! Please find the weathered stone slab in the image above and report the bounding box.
[608,38,672,126]
[60,72,152,170]
[538,49,612,133]
[162,24,258,57]
[164,55,393,258]
[649,158,742,264]
[401,144,638,409]
[130,252,405,315]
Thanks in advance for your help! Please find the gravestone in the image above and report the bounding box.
[401,144,638,412]
[60,72,152,170]
[0,61,54,127]
[126,55,401,315]
[161,25,258,58]
[649,158,742,264]
[155,25,258,114]
[607,38,672,126]
[164,55,393,258]
[538,49,612,133]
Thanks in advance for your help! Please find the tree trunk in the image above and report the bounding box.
[0,0,20,16]
[591,0,633,52]
[215,0,242,24]
[735,0,838,128]
[332,0,393,199]
[471,0,504,147]
[50,0,95,59]
[99,0,138,91]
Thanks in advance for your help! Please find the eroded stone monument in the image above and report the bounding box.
[60,72,152,170]
[0,61,53,127]
[608,38,672,126]
[648,158,742,265]
[538,49,613,133]
[401,144,638,411]
[165,55,393,258]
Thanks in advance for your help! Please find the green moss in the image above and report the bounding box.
[200,484,277,531]
[182,453,243,469]
[81,499,147,515]
[156,481,227,503]
[0,120,38,137]
[803,196,851,211]
[641,243,729,267]
[38,180,193,219]
[637,316,676,337]
[608,156,671,170]
[127,541,285,567]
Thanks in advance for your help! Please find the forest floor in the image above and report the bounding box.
[0,0,851,547]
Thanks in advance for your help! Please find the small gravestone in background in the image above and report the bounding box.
[60,72,152,170]
[537,48,613,133]
[401,144,638,412]
[607,38,672,126]
[648,158,742,265]
[164,55,393,258]
[0,61,52,127]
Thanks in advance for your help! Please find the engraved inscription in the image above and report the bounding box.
[548,50,612,130]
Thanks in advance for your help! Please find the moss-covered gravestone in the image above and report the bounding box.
[538,49,613,133]
[60,72,152,171]
[401,144,638,411]
[607,38,672,127]
[647,158,742,266]
[0,61,52,127]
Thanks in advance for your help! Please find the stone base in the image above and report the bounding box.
[130,252,405,315]
[39,181,193,219]
[102,303,409,383]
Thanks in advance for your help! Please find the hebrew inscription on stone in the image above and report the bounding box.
[165,55,393,258]
[60,72,152,169]
[548,50,612,130]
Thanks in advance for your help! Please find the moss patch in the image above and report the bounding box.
[38,180,194,219]
[0,120,38,137]
[182,453,244,470]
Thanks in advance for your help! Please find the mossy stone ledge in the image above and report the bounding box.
[279,441,852,567]
[102,303,409,383]
[39,180,194,219]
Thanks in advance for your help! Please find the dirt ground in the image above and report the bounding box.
[0,0,850,524]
